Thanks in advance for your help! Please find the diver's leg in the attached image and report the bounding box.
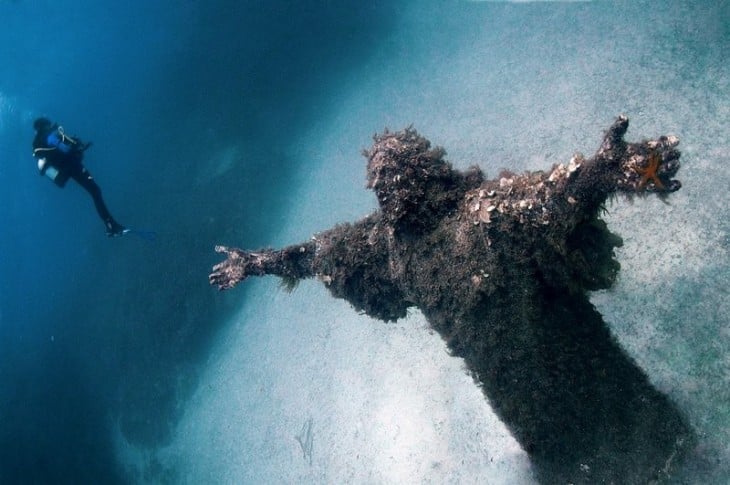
[71,169,124,234]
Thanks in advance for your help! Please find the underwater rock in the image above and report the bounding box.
[210,116,694,483]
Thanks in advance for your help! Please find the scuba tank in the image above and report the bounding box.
[37,157,60,182]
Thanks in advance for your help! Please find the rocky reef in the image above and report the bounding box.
[210,116,694,483]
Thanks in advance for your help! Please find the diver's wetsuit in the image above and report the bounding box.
[32,119,125,236]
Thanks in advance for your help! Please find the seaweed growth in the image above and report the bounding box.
[210,116,693,483]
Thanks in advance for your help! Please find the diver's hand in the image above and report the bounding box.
[37,157,48,174]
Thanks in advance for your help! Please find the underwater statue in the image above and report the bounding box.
[210,116,694,483]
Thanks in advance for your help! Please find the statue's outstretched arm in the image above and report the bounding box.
[210,116,682,293]
[209,241,316,290]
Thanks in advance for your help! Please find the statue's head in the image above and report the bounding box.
[365,128,462,233]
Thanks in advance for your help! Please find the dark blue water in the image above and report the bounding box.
[0,1,395,482]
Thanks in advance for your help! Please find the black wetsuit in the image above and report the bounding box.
[33,122,124,234]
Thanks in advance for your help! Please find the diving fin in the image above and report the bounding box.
[123,228,157,242]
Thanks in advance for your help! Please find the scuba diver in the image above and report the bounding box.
[32,117,127,237]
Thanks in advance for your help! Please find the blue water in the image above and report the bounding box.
[1,1,728,483]
[1,1,394,482]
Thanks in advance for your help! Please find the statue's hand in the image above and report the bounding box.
[593,116,682,195]
[209,245,263,290]
[621,135,682,194]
